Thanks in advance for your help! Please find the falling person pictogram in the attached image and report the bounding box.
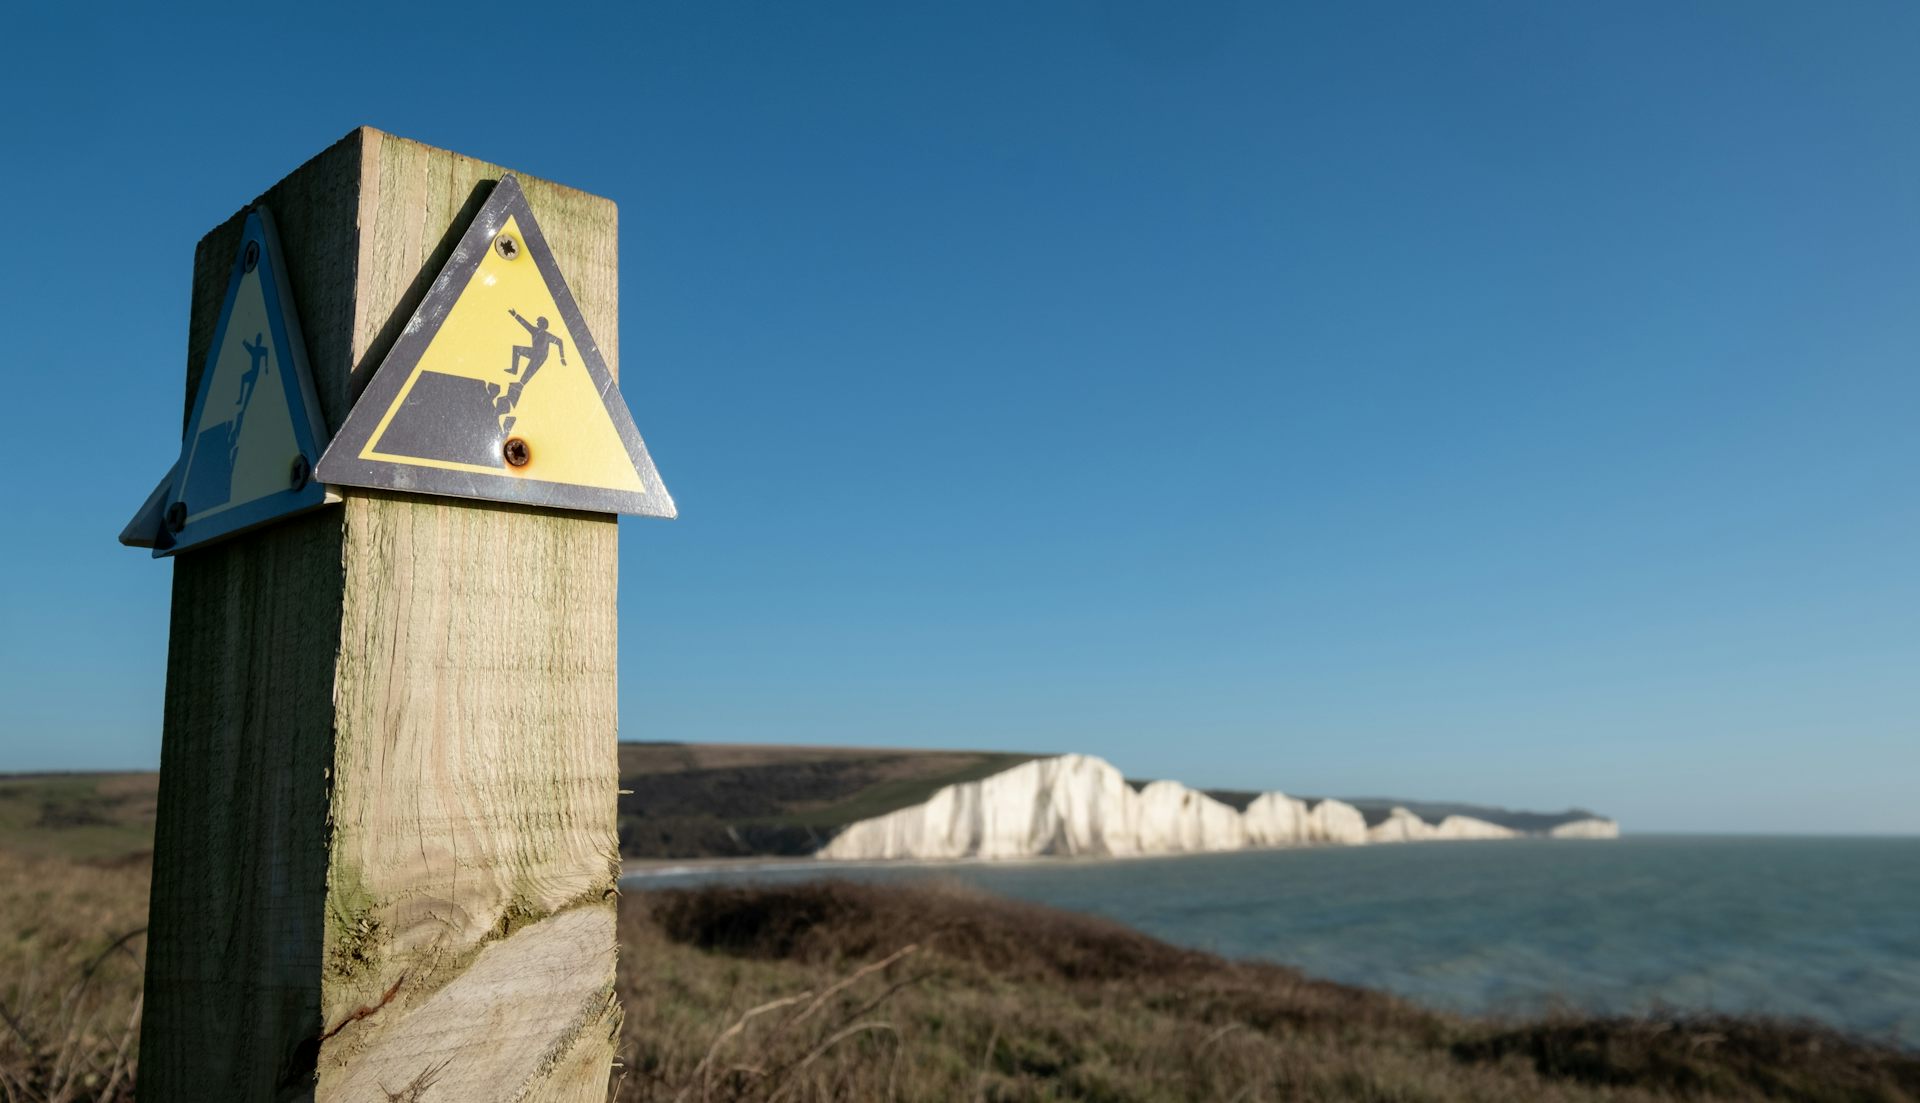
[230,333,270,468]
[488,308,568,432]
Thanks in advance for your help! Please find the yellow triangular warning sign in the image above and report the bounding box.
[316,175,674,518]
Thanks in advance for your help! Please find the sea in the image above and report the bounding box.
[623,835,1920,1047]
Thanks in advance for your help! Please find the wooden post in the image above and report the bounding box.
[140,129,623,1102]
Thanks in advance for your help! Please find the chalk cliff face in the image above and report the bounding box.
[1242,792,1310,846]
[1433,815,1521,840]
[1241,792,1370,846]
[1367,807,1436,843]
[1366,807,1519,843]
[1548,817,1621,839]
[1133,781,1248,853]
[1305,798,1369,845]
[819,754,1138,861]
[816,754,1615,861]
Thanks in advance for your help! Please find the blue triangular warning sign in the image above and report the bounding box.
[121,207,334,556]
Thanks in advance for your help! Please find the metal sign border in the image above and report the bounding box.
[314,174,675,519]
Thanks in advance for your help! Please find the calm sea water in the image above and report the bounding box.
[626,835,1920,1046]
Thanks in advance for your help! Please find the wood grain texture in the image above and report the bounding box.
[139,129,622,1103]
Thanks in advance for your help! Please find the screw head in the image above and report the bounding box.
[164,501,187,533]
[494,234,520,260]
[243,241,260,272]
[503,438,531,467]
[289,455,311,490]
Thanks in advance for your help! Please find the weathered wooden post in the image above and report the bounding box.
[128,128,670,1100]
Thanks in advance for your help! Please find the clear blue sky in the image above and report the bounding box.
[5,3,1915,833]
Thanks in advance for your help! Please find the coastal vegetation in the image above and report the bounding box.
[4,772,1913,1101]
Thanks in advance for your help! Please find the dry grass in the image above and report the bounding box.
[2,859,1916,1102]
[0,851,147,1103]
[611,879,1920,1102]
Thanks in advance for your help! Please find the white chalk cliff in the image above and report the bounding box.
[1241,791,1370,846]
[818,755,1136,861]
[1547,818,1620,839]
[1364,806,1522,843]
[817,754,1618,862]
[1133,779,1248,853]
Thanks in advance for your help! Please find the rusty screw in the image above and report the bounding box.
[164,501,187,533]
[243,241,260,272]
[495,234,520,260]
[503,438,531,467]
[290,455,311,490]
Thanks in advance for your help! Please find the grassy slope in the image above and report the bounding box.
[0,774,157,864]
[1,778,1913,1102]
[622,880,1920,1102]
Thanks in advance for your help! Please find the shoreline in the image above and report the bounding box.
[620,852,1115,882]
[617,833,1614,883]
